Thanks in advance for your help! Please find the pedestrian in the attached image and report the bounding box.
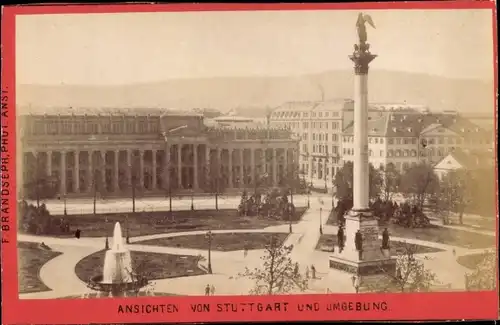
[452,248,456,257]
[294,262,299,276]
[243,248,248,258]
[205,284,210,296]
[210,284,215,296]
[75,229,81,239]
[311,264,316,279]
[305,266,310,279]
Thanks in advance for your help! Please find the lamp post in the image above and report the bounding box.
[63,194,67,217]
[307,185,311,208]
[288,203,293,233]
[319,207,323,234]
[125,215,130,244]
[105,217,109,250]
[190,186,194,211]
[351,275,360,293]
[205,230,213,274]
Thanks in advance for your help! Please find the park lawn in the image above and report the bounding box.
[136,232,290,252]
[456,253,493,270]
[75,250,206,283]
[315,234,444,255]
[18,242,63,294]
[48,207,307,238]
[388,225,496,249]
[326,209,495,249]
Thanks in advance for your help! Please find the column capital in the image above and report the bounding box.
[349,44,377,75]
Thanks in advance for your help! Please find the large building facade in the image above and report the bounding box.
[270,101,493,186]
[18,108,299,198]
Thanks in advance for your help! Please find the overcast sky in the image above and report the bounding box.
[16,9,494,85]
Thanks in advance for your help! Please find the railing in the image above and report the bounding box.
[206,127,293,141]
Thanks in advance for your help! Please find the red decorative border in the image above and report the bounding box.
[1,2,498,324]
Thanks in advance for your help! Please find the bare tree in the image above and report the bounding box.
[366,243,438,293]
[465,250,496,291]
[380,163,401,202]
[238,235,308,295]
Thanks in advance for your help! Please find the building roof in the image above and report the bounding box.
[342,111,489,138]
[19,107,203,117]
[342,114,390,136]
[445,148,495,170]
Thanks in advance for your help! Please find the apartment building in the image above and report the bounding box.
[269,99,351,186]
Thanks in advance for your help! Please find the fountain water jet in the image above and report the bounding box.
[85,222,148,297]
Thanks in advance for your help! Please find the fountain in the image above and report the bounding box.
[85,222,149,297]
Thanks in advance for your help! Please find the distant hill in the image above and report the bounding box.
[17,70,495,117]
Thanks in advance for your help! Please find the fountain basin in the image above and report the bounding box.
[87,274,149,295]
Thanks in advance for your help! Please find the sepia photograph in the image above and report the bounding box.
[8,2,497,316]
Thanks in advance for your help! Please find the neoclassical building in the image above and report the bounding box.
[18,108,299,198]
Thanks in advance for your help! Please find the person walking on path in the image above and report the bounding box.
[311,264,316,279]
[305,266,310,279]
[205,284,210,296]
[210,285,216,296]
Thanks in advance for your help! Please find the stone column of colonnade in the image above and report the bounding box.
[31,144,296,197]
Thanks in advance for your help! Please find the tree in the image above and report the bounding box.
[465,250,496,291]
[334,161,382,202]
[367,243,438,293]
[369,164,383,200]
[399,163,439,209]
[380,163,401,202]
[465,168,496,218]
[204,160,227,211]
[238,236,308,295]
[23,155,58,206]
[434,170,472,225]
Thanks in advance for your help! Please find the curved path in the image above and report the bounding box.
[18,194,495,298]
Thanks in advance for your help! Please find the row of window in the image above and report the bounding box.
[342,147,452,158]
[343,136,386,144]
[272,110,341,119]
[342,135,489,146]
[301,144,340,155]
[28,119,160,135]
[303,133,340,142]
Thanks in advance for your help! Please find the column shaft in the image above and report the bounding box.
[193,144,199,190]
[152,150,157,190]
[353,73,370,210]
[100,151,106,192]
[114,150,119,192]
[272,148,278,186]
[250,149,255,186]
[228,149,233,188]
[139,150,144,190]
[164,145,170,189]
[88,151,93,192]
[239,149,244,188]
[47,151,52,178]
[126,150,132,187]
[177,145,182,189]
[74,151,80,193]
[60,151,66,195]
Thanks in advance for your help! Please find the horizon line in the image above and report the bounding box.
[17,68,494,87]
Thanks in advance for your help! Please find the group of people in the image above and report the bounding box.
[294,263,317,279]
[204,284,216,296]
